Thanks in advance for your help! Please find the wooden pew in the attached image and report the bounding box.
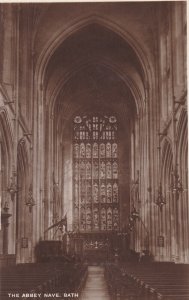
[118,262,189,300]
[0,262,87,300]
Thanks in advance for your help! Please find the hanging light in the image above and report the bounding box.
[7,176,18,201]
[3,201,9,212]
[131,207,140,220]
[156,184,166,211]
[127,207,150,252]
[171,165,183,200]
[128,222,134,231]
[26,184,35,212]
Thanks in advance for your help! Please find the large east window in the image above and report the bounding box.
[73,114,119,232]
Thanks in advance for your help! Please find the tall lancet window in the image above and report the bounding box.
[73,114,119,232]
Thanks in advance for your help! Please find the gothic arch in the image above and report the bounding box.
[35,15,154,98]
[0,108,13,168]
[176,108,188,186]
[32,11,158,255]
[175,109,188,263]
[0,108,13,205]
[0,108,14,254]
[48,60,144,118]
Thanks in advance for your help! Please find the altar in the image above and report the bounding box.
[68,232,121,263]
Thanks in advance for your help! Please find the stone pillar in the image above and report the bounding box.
[1,205,12,254]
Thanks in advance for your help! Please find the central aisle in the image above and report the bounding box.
[80,266,110,300]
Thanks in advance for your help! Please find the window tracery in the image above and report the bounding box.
[73,114,119,232]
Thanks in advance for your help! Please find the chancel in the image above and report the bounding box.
[0,2,188,300]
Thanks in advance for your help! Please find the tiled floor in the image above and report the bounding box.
[80,266,110,300]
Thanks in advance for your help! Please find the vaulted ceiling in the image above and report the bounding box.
[43,23,147,131]
[28,2,159,133]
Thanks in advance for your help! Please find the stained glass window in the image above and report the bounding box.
[100,162,106,179]
[100,144,105,158]
[93,143,98,158]
[106,162,112,179]
[107,183,112,203]
[113,208,119,230]
[93,162,98,179]
[80,143,85,158]
[106,143,111,158]
[100,183,106,203]
[113,183,118,203]
[113,162,118,179]
[86,144,91,158]
[86,182,92,203]
[86,207,92,230]
[73,114,119,232]
[107,207,112,230]
[93,183,99,203]
[101,208,106,230]
[112,143,118,158]
[74,144,79,158]
[93,207,99,230]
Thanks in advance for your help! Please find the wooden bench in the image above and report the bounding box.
[121,262,189,299]
[0,262,87,300]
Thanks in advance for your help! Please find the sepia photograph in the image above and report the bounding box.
[0,1,188,299]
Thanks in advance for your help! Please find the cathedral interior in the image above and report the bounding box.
[0,2,188,300]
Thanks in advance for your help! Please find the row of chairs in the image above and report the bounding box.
[0,262,88,300]
[105,262,189,300]
[105,263,141,299]
[122,262,189,299]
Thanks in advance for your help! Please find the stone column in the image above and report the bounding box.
[1,205,12,254]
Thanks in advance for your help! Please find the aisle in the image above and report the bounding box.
[80,266,110,300]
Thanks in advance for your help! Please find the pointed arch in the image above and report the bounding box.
[176,108,188,187]
[0,108,13,206]
[0,108,14,168]
[161,138,173,194]
[48,59,145,118]
[34,16,154,124]
[35,15,153,87]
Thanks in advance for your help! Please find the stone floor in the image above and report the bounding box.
[80,266,110,300]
